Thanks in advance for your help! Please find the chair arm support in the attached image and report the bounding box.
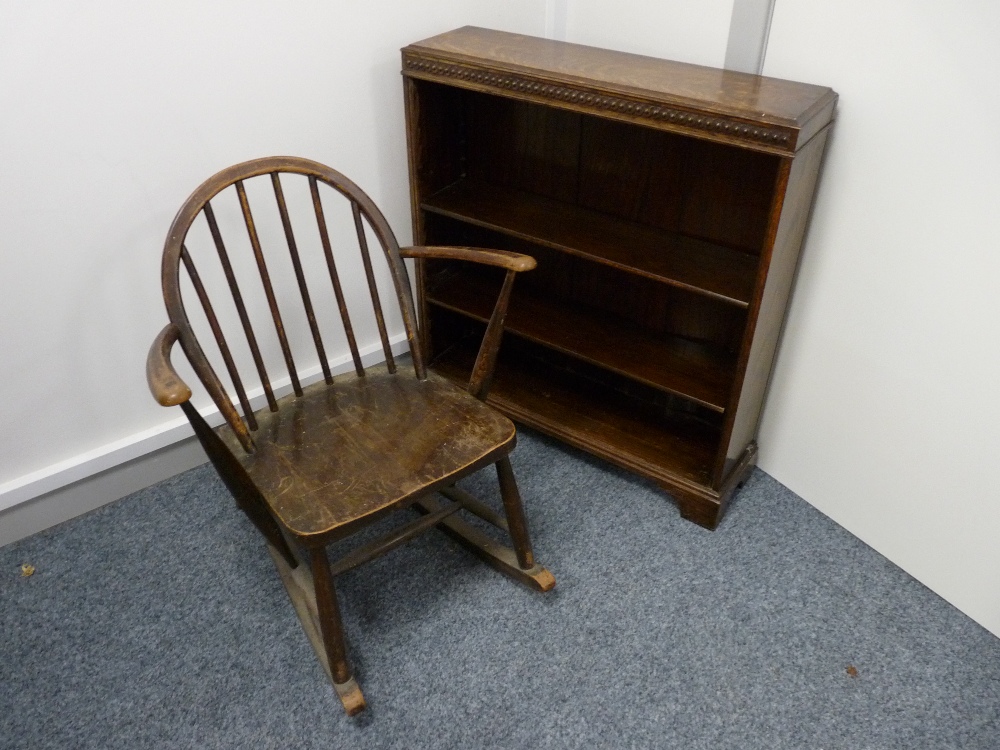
[401,246,535,402]
[147,324,193,406]
[400,246,536,273]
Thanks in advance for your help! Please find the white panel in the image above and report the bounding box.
[0,2,544,503]
[565,0,733,68]
[545,0,569,40]
[724,0,775,74]
[760,1,1000,636]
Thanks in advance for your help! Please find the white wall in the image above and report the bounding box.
[0,2,543,510]
[564,0,733,68]
[7,0,998,642]
[759,1,1000,636]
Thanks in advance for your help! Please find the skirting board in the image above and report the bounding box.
[0,336,410,548]
[0,436,209,548]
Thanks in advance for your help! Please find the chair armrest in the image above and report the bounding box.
[401,246,536,401]
[400,246,536,273]
[147,324,193,406]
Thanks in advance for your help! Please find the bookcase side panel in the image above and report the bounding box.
[716,127,832,485]
[406,80,467,212]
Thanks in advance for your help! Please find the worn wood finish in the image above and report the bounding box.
[496,456,534,569]
[403,27,836,528]
[147,324,192,407]
[403,26,836,154]
[413,495,555,591]
[146,156,554,715]
[214,365,516,540]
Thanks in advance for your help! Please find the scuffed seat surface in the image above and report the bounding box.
[217,366,515,537]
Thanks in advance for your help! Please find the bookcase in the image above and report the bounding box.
[401,27,837,529]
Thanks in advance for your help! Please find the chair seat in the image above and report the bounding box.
[216,365,516,539]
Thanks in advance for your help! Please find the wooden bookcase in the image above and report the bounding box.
[401,27,837,529]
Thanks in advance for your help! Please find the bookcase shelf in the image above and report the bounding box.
[422,179,759,307]
[402,26,837,528]
[431,336,721,487]
[426,266,736,412]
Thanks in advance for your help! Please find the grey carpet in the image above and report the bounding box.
[2,429,998,749]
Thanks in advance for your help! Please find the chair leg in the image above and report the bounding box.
[411,456,555,593]
[309,548,366,716]
[495,457,534,570]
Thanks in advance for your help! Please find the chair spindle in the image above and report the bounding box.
[204,201,278,413]
[271,173,333,385]
[310,176,365,377]
[180,245,258,431]
[351,201,395,373]
[235,180,303,397]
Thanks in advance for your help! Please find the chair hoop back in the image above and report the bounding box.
[161,156,425,452]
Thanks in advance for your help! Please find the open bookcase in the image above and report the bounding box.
[402,27,837,528]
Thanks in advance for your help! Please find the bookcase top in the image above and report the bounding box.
[403,26,837,153]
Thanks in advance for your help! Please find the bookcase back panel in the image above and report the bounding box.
[465,93,581,203]
[410,81,466,198]
[670,140,780,254]
[454,87,781,254]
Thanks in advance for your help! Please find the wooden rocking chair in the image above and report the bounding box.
[145,156,554,715]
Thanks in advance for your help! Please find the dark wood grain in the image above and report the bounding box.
[419,221,748,350]
[214,366,514,538]
[466,94,581,202]
[146,324,192,407]
[717,126,833,482]
[673,139,780,252]
[203,200,278,413]
[401,244,535,402]
[352,201,395,373]
[309,547,361,712]
[404,27,836,529]
[178,246,256,427]
[272,172,333,385]
[422,179,758,306]
[403,26,837,154]
[235,179,303,397]
[309,175,365,377]
[401,244,536,272]
[431,342,720,485]
[426,267,736,411]
[148,156,555,715]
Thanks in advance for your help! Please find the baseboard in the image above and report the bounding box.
[0,436,210,548]
[0,338,410,548]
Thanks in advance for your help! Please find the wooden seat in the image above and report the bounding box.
[218,366,515,537]
[146,156,554,716]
